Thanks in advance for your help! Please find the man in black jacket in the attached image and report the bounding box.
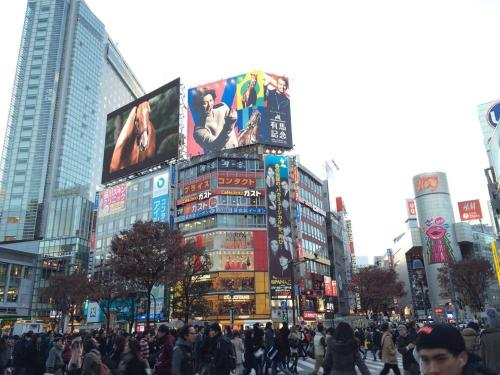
[396,325,419,375]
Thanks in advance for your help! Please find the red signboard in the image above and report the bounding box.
[182,178,211,196]
[218,176,256,188]
[324,276,334,296]
[417,175,440,192]
[177,189,265,205]
[303,311,317,320]
[336,197,344,212]
[458,200,483,221]
[331,280,338,297]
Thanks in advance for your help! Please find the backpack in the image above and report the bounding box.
[217,337,236,371]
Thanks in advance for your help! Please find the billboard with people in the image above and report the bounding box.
[102,78,180,184]
[186,71,292,157]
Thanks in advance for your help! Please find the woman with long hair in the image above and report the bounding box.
[322,322,371,375]
[67,339,83,375]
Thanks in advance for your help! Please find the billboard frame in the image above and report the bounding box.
[102,78,181,185]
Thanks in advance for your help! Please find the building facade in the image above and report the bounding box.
[0,0,143,319]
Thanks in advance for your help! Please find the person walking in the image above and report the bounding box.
[67,339,83,375]
[395,325,419,375]
[0,337,9,374]
[462,322,480,357]
[231,330,245,375]
[379,322,401,375]
[271,330,290,375]
[480,307,500,373]
[208,323,234,375]
[82,339,104,375]
[105,335,126,374]
[322,322,371,375]
[117,339,148,375]
[171,325,196,375]
[264,322,275,375]
[45,336,64,375]
[371,327,382,362]
[288,326,300,374]
[155,325,174,375]
[310,323,327,375]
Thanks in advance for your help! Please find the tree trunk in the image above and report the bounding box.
[146,288,152,329]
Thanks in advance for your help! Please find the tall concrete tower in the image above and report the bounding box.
[413,172,462,310]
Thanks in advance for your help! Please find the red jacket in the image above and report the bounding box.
[155,335,174,375]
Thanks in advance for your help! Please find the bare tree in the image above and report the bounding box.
[170,240,211,323]
[109,220,180,328]
[39,271,90,332]
[350,266,406,314]
[438,258,494,316]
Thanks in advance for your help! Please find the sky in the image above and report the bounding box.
[1,0,499,260]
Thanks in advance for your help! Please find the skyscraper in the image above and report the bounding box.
[0,0,143,318]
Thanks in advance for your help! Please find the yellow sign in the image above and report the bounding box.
[492,242,500,287]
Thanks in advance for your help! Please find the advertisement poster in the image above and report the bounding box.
[457,199,483,221]
[98,183,128,218]
[265,155,293,299]
[102,79,180,184]
[186,71,292,157]
[152,171,169,222]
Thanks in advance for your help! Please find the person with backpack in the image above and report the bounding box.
[171,325,196,375]
[322,322,371,375]
[288,326,300,374]
[380,322,401,375]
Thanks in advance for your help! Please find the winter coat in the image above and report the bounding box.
[480,327,500,373]
[46,345,64,375]
[462,328,480,357]
[117,352,147,375]
[396,334,418,371]
[155,334,174,375]
[381,332,397,365]
[322,338,371,375]
[264,328,274,351]
[231,337,244,366]
[0,347,8,370]
[313,332,326,358]
[82,349,102,375]
[171,338,195,375]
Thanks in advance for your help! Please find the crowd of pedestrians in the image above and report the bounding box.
[0,306,498,375]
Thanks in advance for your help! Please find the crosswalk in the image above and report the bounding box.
[295,355,405,374]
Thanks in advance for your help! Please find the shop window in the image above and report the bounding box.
[7,287,18,302]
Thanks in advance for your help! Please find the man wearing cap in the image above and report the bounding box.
[416,324,495,375]
[396,325,419,375]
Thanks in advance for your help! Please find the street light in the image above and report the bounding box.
[412,259,429,320]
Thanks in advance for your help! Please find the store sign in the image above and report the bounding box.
[98,183,128,218]
[175,206,266,223]
[299,197,326,216]
[324,276,334,297]
[458,199,483,221]
[218,176,256,188]
[417,175,440,192]
[177,189,265,205]
[406,199,417,219]
[303,311,317,320]
[492,242,500,287]
[182,178,211,196]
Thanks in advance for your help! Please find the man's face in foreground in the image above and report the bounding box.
[418,348,467,375]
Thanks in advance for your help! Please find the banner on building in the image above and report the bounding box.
[457,199,483,221]
[265,155,292,299]
[152,171,169,222]
[492,242,500,287]
[406,199,417,219]
[98,183,128,218]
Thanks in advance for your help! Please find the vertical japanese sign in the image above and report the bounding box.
[406,199,417,219]
[98,183,128,218]
[265,155,292,299]
[152,171,169,222]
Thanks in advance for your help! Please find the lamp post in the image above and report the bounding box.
[412,259,429,320]
[229,289,235,327]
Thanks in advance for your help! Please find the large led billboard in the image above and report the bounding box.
[102,78,180,184]
[186,71,292,157]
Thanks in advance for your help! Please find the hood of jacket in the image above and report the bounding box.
[462,328,479,337]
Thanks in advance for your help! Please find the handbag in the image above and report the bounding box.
[266,347,278,361]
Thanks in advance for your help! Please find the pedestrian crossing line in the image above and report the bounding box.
[296,356,404,375]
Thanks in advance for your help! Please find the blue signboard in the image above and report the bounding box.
[152,195,169,222]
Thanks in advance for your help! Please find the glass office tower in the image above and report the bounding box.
[0,0,143,319]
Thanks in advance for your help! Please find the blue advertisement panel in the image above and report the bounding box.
[152,171,169,222]
[265,155,293,299]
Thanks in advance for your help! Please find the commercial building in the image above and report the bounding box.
[0,241,39,328]
[0,0,143,320]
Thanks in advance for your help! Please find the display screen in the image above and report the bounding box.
[102,78,180,184]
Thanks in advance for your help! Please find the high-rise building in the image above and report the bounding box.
[0,0,143,319]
